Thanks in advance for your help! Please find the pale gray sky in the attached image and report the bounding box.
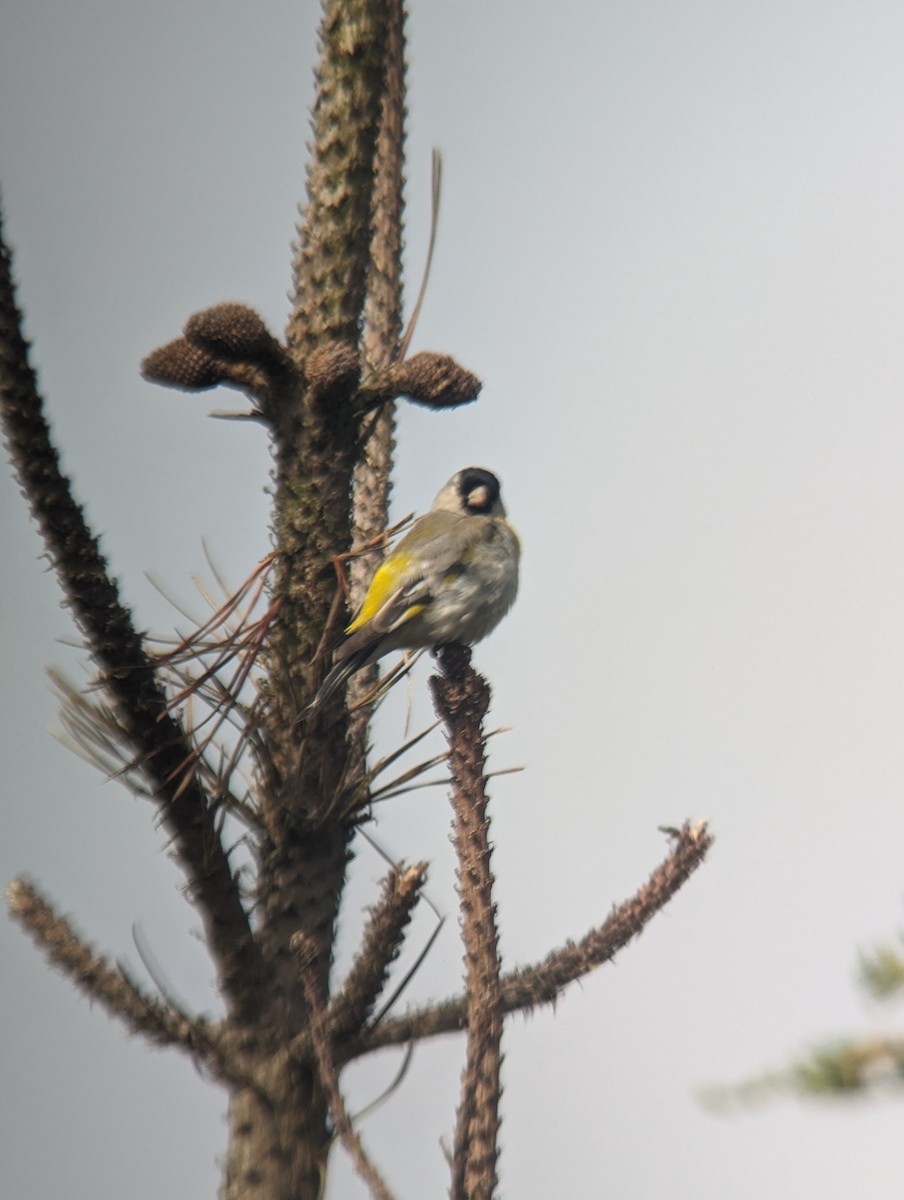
[4,1,904,1197]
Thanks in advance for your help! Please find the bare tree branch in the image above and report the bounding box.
[345,821,714,1057]
[6,878,228,1067]
[0,207,267,1022]
[431,644,502,1200]
[328,861,428,1042]
[347,0,407,777]
[361,0,406,378]
[293,932,398,1200]
[252,0,395,1017]
[288,0,390,361]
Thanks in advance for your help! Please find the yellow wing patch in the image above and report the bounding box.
[346,551,416,633]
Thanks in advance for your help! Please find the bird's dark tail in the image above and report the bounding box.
[297,643,378,723]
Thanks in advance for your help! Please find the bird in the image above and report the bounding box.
[303,466,520,717]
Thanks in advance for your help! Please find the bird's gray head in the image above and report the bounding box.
[433,467,506,518]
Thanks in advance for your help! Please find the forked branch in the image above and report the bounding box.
[345,820,713,1058]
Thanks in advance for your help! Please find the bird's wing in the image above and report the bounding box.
[339,514,493,658]
[346,554,425,636]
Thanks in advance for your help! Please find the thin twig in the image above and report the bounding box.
[292,932,398,1200]
[367,911,446,1031]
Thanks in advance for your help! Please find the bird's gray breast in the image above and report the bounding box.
[419,520,520,646]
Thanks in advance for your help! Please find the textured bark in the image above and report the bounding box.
[328,861,427,1042]
[432,646,502,1200]
[347,0,406,776]
[223,1055,329,1200]
[293,933,397,1200]
[227,4,396,1190]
